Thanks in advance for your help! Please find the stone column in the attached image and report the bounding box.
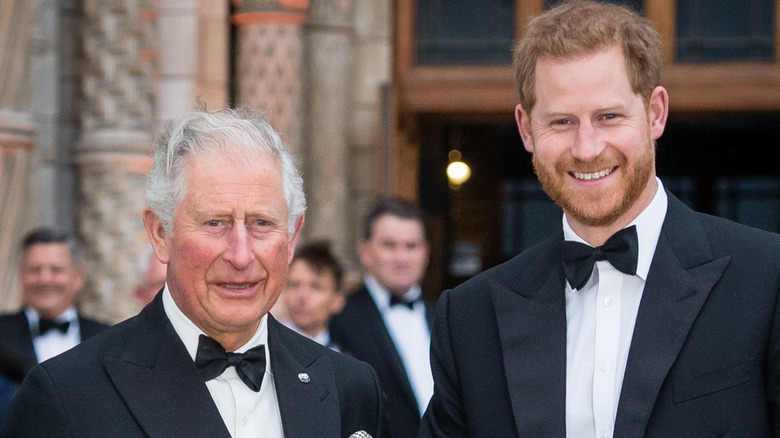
[196,0,230,109]
[155,0,228,124]
[304,0,354,261]
[74,0,157,322]
[0,1,37,310]
[345,0,392,275]
[232,0,309,160]
[156,0,199,123]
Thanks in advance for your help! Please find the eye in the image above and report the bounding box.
[206,220,220,227]
[255,219,269,226]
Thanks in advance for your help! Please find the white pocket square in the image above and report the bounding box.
[348,431,372,438]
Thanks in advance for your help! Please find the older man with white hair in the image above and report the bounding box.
[2,108,385,438]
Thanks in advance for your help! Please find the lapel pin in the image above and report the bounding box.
[298,372,310,383]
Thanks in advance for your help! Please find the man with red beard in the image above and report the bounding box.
[419,1,780,437]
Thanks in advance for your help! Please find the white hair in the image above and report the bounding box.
[145,108,306,235]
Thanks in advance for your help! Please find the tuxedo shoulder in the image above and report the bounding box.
[697,212,780,251]
[276,322,380,392]
[331,286,373,319]
[78,314,111,331]
[327,347,377,378]
[0,311,25,324]
[38,314,140,372]
[447,234,560,300]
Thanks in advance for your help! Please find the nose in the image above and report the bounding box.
[570,120,605,162]
[36,267,55,283]
[224,223,253,269]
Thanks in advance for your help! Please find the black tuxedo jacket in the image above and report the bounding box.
[419,192,780,437]
[1,293,385,437]
[329,285,435,438]
[0,310,108,383]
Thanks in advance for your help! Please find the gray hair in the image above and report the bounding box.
[145,108,306,235]
[21,227,85,271]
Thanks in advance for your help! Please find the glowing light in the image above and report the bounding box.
[447,160,471,186]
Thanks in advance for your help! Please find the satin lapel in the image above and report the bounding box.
[424,299,436,329]
[614,194,730,438]
[12,312,38,369]
[269,317,340,438]
[494,252,568,437]
[355,289,418,409]
[104,296,230,438]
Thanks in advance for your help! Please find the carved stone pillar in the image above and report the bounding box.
[74,0,157,322]
[304,0,354,262]
[0,1,37,310]
[232,0,308,159]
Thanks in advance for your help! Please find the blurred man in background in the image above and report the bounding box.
[330,196,435,438]
[281,240,345,350]
[0,228,108,383]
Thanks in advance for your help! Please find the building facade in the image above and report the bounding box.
[2,0,779,320]
[0,0,393,322]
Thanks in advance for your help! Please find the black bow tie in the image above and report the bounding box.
[562,225,639,291]
[389,295,418,310]
[195,335,266,392]
[38,318,70,335]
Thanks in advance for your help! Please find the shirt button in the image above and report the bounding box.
[604,297,613,307]
[599,362,609,371]
[242,416,248,425]
[601,431,610,438]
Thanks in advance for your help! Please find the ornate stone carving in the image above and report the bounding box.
[75,0,157,321]
[235,24,304,158]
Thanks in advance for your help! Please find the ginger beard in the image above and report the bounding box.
[533,131,656,228]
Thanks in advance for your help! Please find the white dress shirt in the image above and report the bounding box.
[564,178,668,438]
[163,287,284,438]
[281,320,339,352]
[365,275,434,415]
[27,306,80,363]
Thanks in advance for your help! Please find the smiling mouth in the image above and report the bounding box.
[572,167,615,181]
[221,283,255,290]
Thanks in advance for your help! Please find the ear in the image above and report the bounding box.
[330,294,346,315]
[71,267,86,292]
[648,86,669,140]
[287,214,305,264]
[515,104,535,153]
[357,240,372,269]
[143,207,171,264]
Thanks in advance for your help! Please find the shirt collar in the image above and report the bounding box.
[162,285,269,363]
[562,177,668,281]
[364,275,422,311]
[25,306,78,326]
[282,319,331,346]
